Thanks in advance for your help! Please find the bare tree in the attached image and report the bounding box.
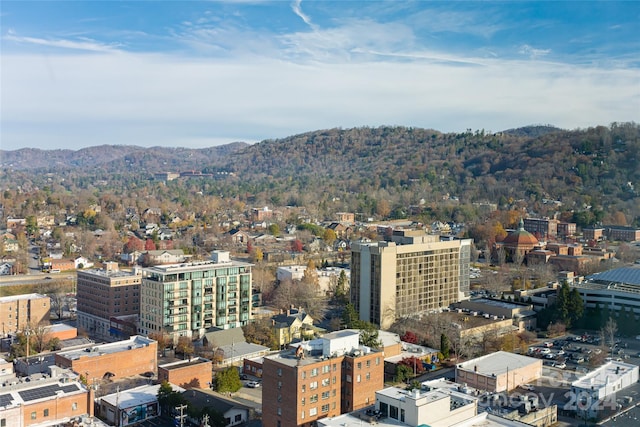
[602,317,618,357]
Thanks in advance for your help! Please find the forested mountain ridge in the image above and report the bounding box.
[1,123,638,225]
[0,142,249,171]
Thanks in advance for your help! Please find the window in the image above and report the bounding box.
[366,372,370,381]
[277,407,281,415]
[301,397,305,406]
[357,374,361,383]
[322,391,330,399]
[310,381,318,390]
[310,394,318,403]
[72,402,78,411]
[235,414,242,422]
[322,365,330,374]
[309,407,317,416]
[357,362,362,369]
[322,378,330,386]
[44,409,49,417]
[310,368,318,377]
[1,418,6,427]
[321,404,330,413]
[346,375,352,383]
[301,411,305,419]
[376,357,380,365]
[366,360,371,368]
[277,368,282,377]
[400,408,405,422]
[31,412,37,420]
[301,384,306,393]
[390,405,399,420]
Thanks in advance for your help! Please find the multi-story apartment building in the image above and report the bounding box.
[557,221,577,237]
[76,262,141,341]
[351,230,472,329]
[524,217,558,240]
[139,251,252,340]
[605,226,640,242]
[0,293,50,336]
[261,330,384,427]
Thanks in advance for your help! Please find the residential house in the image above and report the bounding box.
[74,256,93,269]
[228,229,251,244]
[272,308,315,348]
[181,389,251,427]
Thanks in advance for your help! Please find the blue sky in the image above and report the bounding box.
[1,1,639,150]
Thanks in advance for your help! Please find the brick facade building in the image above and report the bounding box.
[0,293,50,336]
[261,330,384,427]
[55,336,157,382]
[158,357,213,389]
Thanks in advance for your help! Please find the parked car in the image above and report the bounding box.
[246,381,261,388]
[520,384,535,391]
[240,374,248,380]
[554,362,566,369]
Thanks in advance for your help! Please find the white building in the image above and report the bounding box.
[276,265,306,282]
[570,361,639,419]
[571,266,640,315]
[318,385,533,427]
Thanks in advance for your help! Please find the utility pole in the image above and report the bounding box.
[175,403,188,427]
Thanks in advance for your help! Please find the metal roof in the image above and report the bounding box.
[587,266,640,286]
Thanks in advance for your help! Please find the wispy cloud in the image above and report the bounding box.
[4,31,121,52]
[518,44,551,59]
[291,0,317,31]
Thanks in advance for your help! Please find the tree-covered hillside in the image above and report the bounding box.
[1,123,638,226]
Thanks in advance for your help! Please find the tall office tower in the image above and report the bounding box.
[351,230,472,329]
[140,251,252,341]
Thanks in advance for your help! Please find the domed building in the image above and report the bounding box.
[494,219,540,262]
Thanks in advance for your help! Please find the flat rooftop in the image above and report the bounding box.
[0,293,46,302]
[159,357,211,370]
[572,361,639,390]
[101,384,184,408]
[469,298,528,309]
[457,351,540,376]
[58,335,154,360]
[144,259,252,274]
[78,268,141,278]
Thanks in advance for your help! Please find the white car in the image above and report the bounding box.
[520,384,535,391]
[554,362,566,369]
[246,381,261,388]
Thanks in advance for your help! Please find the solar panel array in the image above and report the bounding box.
[18,383,80,402]
[0,393,14,407]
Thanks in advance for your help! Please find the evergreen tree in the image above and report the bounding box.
[440,333,450,359]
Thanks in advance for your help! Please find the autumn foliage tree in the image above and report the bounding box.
[401,331,419,344]
[145,239,157,251]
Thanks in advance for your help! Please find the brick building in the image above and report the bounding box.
[0,293,50,336]
[76,262,141,341]
[55,336,157,382]
[455,351,542,393]
[0,373,93,426]
[158,357,213,389]
[605,226,640,242]
[583,227,605,241]
[261,330,384,427]
[523,217,558,240]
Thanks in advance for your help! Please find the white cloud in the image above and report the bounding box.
[518,44,551,59]
[3,32,121,52]
[291,0,317,31]
[2,49,637,150]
